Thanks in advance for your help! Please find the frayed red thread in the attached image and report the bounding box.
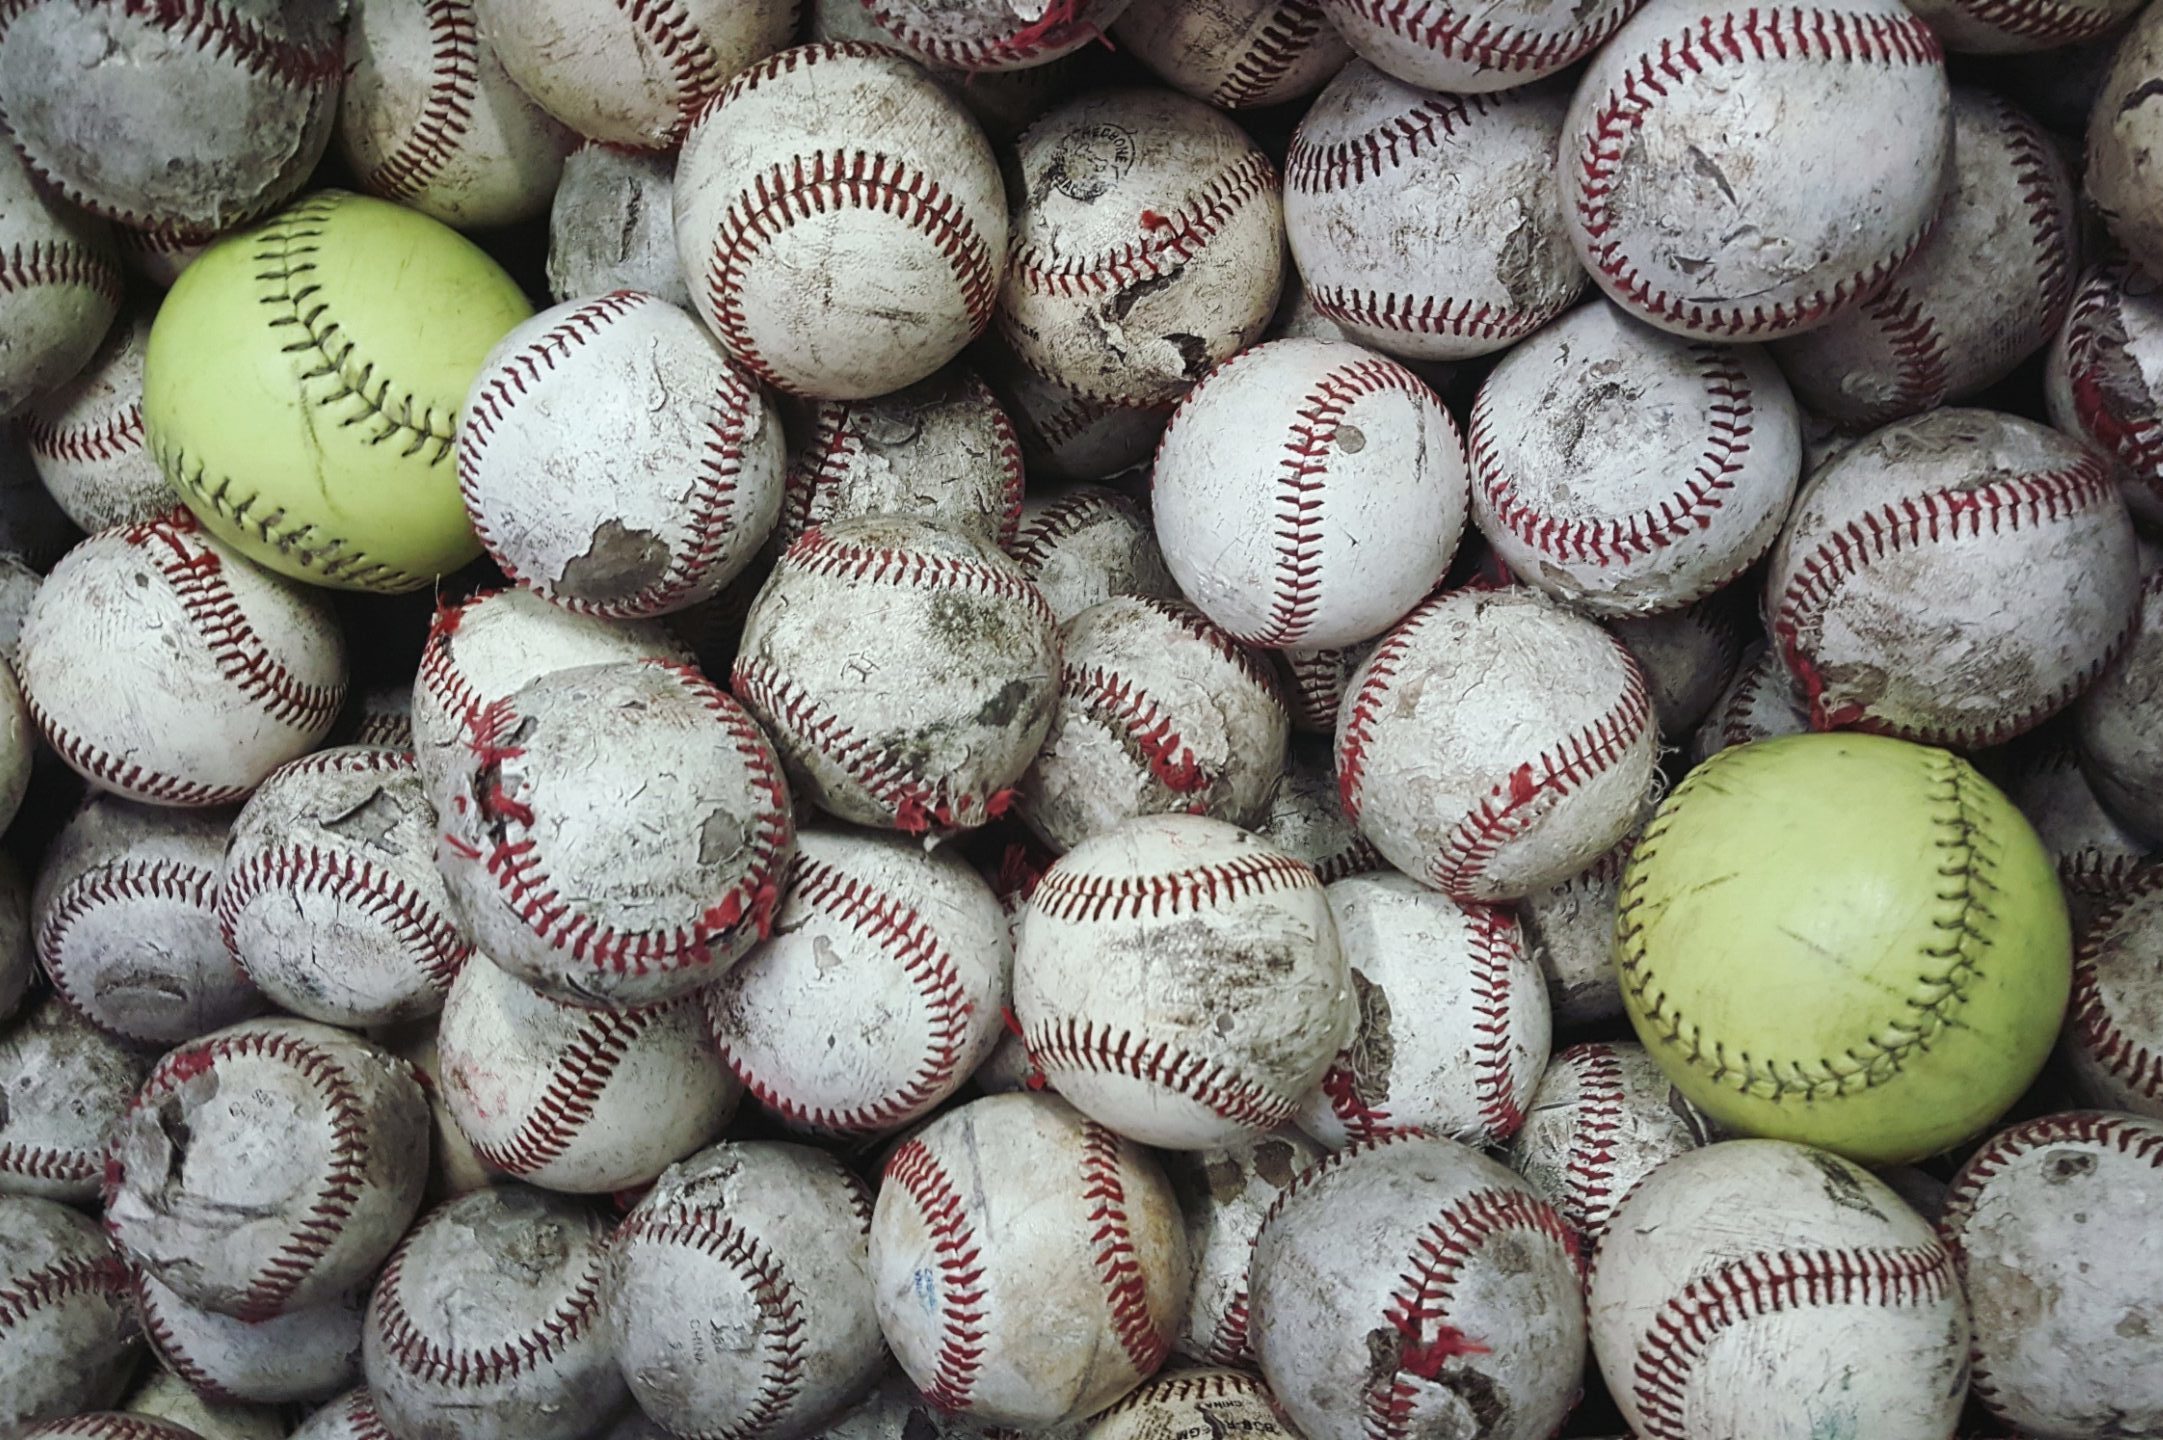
[484,784,534,828]
[1398,1324,1492,1377]
[1140,209,1172,230]
[1507,764,1538,805]
[441,833,483,860]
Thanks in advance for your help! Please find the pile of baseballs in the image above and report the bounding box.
[0,0,2160,1438]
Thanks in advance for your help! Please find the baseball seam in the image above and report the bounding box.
[1078,1120,1170,1377]
[1555,1043,1628,1236]
[1337,607,1430,822]
[1009,488,1128,576]
[39,857,232,1043]
[1944,0,2127,41]
[1008,149,1276,299]
[1325,0,1637,77]
[0,1138,102,1186]
[1102,1370,1264,1412]
[1024,1015,1298,1129]
[1940,1111,2163,1256]
[1029,850,1320,923]
[2068,870,2163,1105]
[0,239,125,305]
[615,0,727,145]
[1063,662,1213,796]
[22,396,144,468]
[866,0,1102,68]
[0,1250,129,1332]
[779,528,1060,630]
[1212,1,1331,107]
[369,1228,607,1387]
[1467,905,1528,1139]
[882,1136,988,1412]
[1286,91,1497,191]
[134,1267,245,1404]
[1203,1289,1254,1366]
[1998,96,2073,334]
[27,690,252,808]
[360,0,480,203]
[466,1004,654,1179]
[2059,269,2163,493]
[217,841,470,996]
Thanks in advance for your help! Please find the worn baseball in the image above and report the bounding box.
[0,137,119,420]
[219,746,470,1029]
[779,368,1023,553]
[109,222,204,291]
[377,1018,493,1202]
[1766,408,2138,746]
[1940,1111,2163,1437]
[0,558,40,671]
[33,795,258,1046]
[1006,484,1177,623]
[1001,89,1283,406]
[1018,597,1289,850]
[339,0,573,229]
[1248,1133,1586,1440]
[0,856,27,1024]
[18,515,347,806]
[704,828,1009,1136]
[1257,741,1383,885]
[1159,1130,1322,1367]
[861,0,1133,69]
[2066,868,2163,1116]
[124,1365,285,1440]
[0,992,149,1203]
[363,1186,627,1440]
[2077,571,2163,844]
[1085,1369,1300,1440]
[460,291,785,617]
[0,660,27,834]
[20,314,167,533]
[1590,1140,1967,1440]
[104,1021,428,1319]
[343,685,414,753]
[10,1418,211,1440]
[609,1141,884,1440]
[0,0,341,237]
[0,1195,138,1429]
[1469,301,1801,617]
[1283,64,1583,362]
[438,953,735,1194]
[1506,1040,1710,1243]
[1906,0,2139,49]
[675,42,1007,400]
[2092,1,2163,276]
[2002,739,2153,906]
[411,585,688,820]
[1610,599,1748,739]
[734,517,1060,834]
[993,346,1172,482]
[1689,642,1810,763]
[1317,0,1645,90]
[133,1267,362,1406]
[1114,0,1352,107]
[1518,832,1635,1027]
[546,142,687,307]
[437,658,794,1009]
[870,1092,1188,1426]
[1297,873,1548,1148]
[1563,0,1951,340]
[473,0,794,150]
[1618,733,2072,1164]
[2048,260,2163,527]
[1772,90,2076,427]
[288,1389,393,1440]
[1153,339,1465,651]
[1336,587,1659,901]
[1016,814,1352,1149]
[1278,642,1371,735]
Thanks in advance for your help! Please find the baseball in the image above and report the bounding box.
[1336,586,1659,901]
[1247,1132,1586,1440]
[607,1141,884,1440]
[1689,641,1810,763]
[0,660,28,834]
[1015,813,1352,1149]
[993,347,1172,482]
[288,1389,392,1440]
[1767,408,2139,746]
[0,137,120,421]
[869,1092,1188,1427]
[473,0,795,150]
[2093,1,2163,276]
[2066,867,2163,1116]
[1562,0,1952,340]
[1589,1139,1968,1440]
[338,0,574,231]
[2001,738,2153,906]
[1506,1040,1710,1242]
[0,992,149,1203]
[143,191,534,592]
[362,1185,627,1440]
[1298,873,1548,1148]
[1017,596,1289,849]
[1317,0,1644,91]
[377,1019,494,1202]
[862,0,1134,70]
[0,0,341,237]
[132,1266,362,1406]
[1905,0,2139,50]
[1470,299,1802,617]
[1517,832,1634,1027]
[435,658,794,1009]
[1610,598,1749,738]
[1619,733,2072,1163]
[703,827,1010,1136]
[1114,0,1353,109]
[1159,1128,1324,1366]
[344,685,415,753]
[2048,259,2163,527]
[219,746,472,1029]
[732,517,1060,835]
[459,290,785,617]
[1940,1111,2163,1437]
[1283,64,1583,362]
[123,1367,284,1440]
[1006,484,1178,623]
[20,314,168,535]
[1154,337,1466,650]
[32,795,259,1047]
[0,1196,137,1429]
[2078,569,2163,843]
[1278,642,1371,735]
[1001,89,1283,406]
[1258,741,1384,885]
[546,142,688,307]
[1084,1369,1300,1440]
[674,42,1008,400]
[10,1419,210,1440]
[1772,89,2077,428]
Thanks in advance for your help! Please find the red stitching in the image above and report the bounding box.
[1023,1016,1296,1129]
[38,856,232,1041]
[1286,90,1495,192]
[777,526,1059,633]
[1997,94,2073,333]
[1009,486,1138,576]
[22,400,143,468]
[1010,150,1276,298]
[0,1416,202,1440]
[1063,663,1209,794]
[0,1250,129,1330]
[882,1137,987,1412]
[1078,1120,1170,1377]
[1203,1291,1253,1365]
[866,0,1104,68]
[1467,905,1528,1139]
[315,1391,394,1440]
[1099,1369,1265,1413]
[133,1268,243,1404]
[1323,0,1638,79]
[1030,850,1320,923]
[1336,605,1434,823]
[1769,454,2124,745]
[110,1028,374,1321]
[1306,286,1552,347]
[468,659,790,977]
[614,0,727,145]
[103,0,345,86]
[1553,1043,1627,1236]
[369,1213,607,1388]
[1253,1131,1427,1237]
[1629,1245,1954,1440]
[467,1000,662,1178]
[2060,263,2163,496]
[1846,283,1949,423]
[0,238,125,305]
[360,0,480,201]
[1472,345,1756,567]
[1941,1112,2163,1264]
[414,589,498,753]
[783,372,1025,548]
[611,1207,805,1440]
[0,1139,101,1185]
[1572,8,1944,337]
[1212,1,1332,107]
[705,146,998,393]
[719,851,972,1134]
[1939,0,2129,41]
[1367,1188,1581,1440]
[2069,869,2163,1106]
